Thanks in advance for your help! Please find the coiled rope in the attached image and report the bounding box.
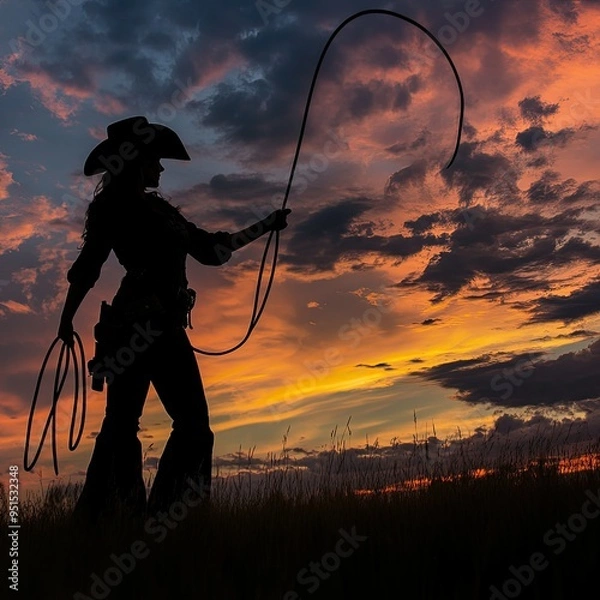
[24,333,87,475]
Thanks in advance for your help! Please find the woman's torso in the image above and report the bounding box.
[107,193,191,325]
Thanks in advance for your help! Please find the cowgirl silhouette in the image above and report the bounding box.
[58,116,290,520]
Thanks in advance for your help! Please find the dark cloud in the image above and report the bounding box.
[526,170,575,204]
[343,75,422,121]
[440,142,519,204]
[563,180,600,205]
[515,126,577,153]
[547,0,579,23]
[463,291,504,301]
[420,318,441,326]
[355,362,395,371]
[552,32,590,54]
[518,96,559,123]
[404,211,443,235]
[385,160,428,195]
[526,279,600,324]
[281,198,370,272]
[192,12,353,161]
[281,198,447,273]
[206,173,283,202]
[515,126,548,152]
[398,206,598,303]
[411,339,600,408]
[532,329,598,342]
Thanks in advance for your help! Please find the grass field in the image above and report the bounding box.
[3,423,600,600]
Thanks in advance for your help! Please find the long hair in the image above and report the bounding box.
[80,160,182,248]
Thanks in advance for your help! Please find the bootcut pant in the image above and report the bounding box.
[74,317,214,520]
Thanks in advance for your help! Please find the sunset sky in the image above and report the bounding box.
[2,0,600,493]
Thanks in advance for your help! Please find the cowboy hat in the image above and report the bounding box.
[83,116,191,176]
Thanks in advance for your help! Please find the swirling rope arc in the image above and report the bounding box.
[191,8,464,356]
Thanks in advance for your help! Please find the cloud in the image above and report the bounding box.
[552,32,590,54]
[281,198,447,273]
[525,171,600,208]
[526,279,600,324]
[355,362,395,371]
[547,0,579,23]
[0,299,33,315]
[532,329,598,342]
[403,211,444,235]
[411,339,600,408]
[342,75,422,121]
[518,95,560,123]
[385,160,428,195]
[398,206,597,304]
[205,172,283,202]
[0,196,69,253]
[440,142,519,204]
[420,318,441,326]
[514,125,590,153]
[0,154,15,200]
[9,129,37,142]
[526,170,575,204]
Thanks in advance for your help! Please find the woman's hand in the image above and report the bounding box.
[229,209,292,252]
[57,319,75,347]
[265,208,291,232]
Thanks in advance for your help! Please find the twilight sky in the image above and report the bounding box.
[2,0,600,492]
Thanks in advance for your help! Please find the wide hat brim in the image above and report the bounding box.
[84,116,191,176]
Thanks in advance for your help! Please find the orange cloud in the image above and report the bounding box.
[0,299,33,315]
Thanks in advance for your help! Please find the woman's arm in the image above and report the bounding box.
[60,282,90,323]
[57,283,91,345]
[57,220,113,345]
[229,209,291,251]
[185,209,291,266]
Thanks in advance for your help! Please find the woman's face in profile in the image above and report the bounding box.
[141,156,164,188]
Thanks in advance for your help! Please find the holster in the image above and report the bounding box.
[88,300,131,392]
[176,287,196,329]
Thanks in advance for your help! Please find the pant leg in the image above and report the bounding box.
[146,326,213,514]
[74,348,151,521]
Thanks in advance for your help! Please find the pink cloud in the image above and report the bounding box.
[93,93,127,116]
[0,299,33,315]
[10,129,38,142]
[0,154,15,201]
[0,195,69,253]
[12,268,38,302]
[0,66,15,91]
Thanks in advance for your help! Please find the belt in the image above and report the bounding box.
[112,286,196,330]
